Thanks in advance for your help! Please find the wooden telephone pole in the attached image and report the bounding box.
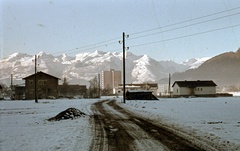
[35,55,38,103]
[168,73,171,98]
[122,32,126,103]
[10,74,13,100]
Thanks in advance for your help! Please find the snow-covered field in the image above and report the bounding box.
[1,97,240,151]
[124,97,240,150]
[0,99,98,151]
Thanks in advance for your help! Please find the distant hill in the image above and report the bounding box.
[169,48,240,88]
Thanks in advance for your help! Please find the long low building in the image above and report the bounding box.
[172,80,217,97]
[118,83,158,96]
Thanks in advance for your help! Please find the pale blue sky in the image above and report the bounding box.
[1,0,240,62]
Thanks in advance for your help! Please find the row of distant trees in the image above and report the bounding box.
[59,77,112,98]
[0,84,11,98]
[88,76,112,97]
[60,76,112,98]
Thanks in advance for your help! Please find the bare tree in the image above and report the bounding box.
[61,77,69,97]
[89,76,100,98]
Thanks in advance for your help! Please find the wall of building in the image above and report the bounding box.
[25,73,59,99]
[194,87,216,95]
[173,85,216,97]
[172,85,180,95]
[102,69,121,94]
[173,85,191,96]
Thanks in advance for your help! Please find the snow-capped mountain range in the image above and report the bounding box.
[0,51,210,86]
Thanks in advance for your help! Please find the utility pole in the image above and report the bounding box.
[98,73,101,98]
[168,73,171,98]
[120,32,128,103]
[35,55,38,103]
[122,32,126,103]
[10,74,13,100]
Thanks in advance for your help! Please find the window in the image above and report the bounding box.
[29,80,33,85]
[38,80,47,85]
[29,89,34,94]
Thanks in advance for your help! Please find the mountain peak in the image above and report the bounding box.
[134,54,151,65]
[37,51,52,57]
[236,48,240,56]
[141,54,150,59]
[9,53,19,58]
[181,57,211,69]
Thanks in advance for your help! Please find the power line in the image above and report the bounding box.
[129,24,240,48]
[65,41,119,55]
[129,6,240,36]
[38,7,240,56]
[128,12,240,41]
[4,7,239,60]
[52,37,121,55]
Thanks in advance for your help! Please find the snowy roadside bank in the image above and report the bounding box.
[120,97,240,150]
[0,99,99,151]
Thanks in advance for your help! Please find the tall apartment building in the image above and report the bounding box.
[102,69,121,94]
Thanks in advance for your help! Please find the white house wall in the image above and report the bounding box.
[194,87,216,95]
[173,85,180,95]
[173,86,216,96]
[173,85,192,96]
[180,87,192,95]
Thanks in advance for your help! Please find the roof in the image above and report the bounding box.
[119,83,158,87]
[172,80,217,88]
[23,71,61,80]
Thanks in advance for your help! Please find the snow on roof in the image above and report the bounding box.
[23,71,61,80]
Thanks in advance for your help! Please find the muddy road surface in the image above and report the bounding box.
[89,99,213,151]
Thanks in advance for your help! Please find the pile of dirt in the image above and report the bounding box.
[48,108,86,121]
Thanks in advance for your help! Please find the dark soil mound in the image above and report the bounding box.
[48,107,86,121]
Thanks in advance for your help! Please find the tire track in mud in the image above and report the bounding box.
[89,99,205,151]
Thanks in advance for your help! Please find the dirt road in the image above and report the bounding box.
[89,99,212,151]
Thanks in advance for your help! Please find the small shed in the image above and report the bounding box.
[126,90,158,100]
[172,80,217,97]
[11,85,25,100]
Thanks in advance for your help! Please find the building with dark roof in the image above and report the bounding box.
[23,71,60,100]
[172,80,217,97]
[118,83,158,96]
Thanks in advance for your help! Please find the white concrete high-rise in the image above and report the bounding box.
[102,69,121,94]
